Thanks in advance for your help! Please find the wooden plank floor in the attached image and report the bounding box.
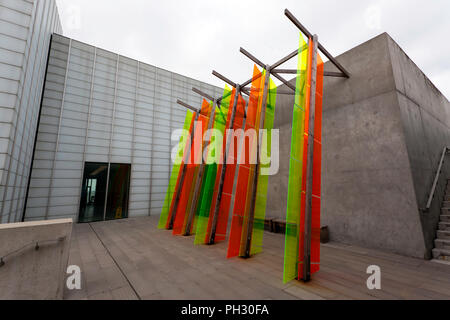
[64,216,450,300]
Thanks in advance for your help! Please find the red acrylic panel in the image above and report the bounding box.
[227,65,264,258]
[164,112,196,229]
[172,99,211,235]
[212,94,247,243]
[310,53,324,274]
[297,40,325,279]
[203,89,237,243]
[298,39,314,280]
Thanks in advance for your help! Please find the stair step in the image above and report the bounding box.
[432,248,450,259]
[432,259,450,266]
[437,230,450,240]
[435,239,450,250]
[439,222,450,231]
[442,208,450,215]
[441,215,450,222]
[445,195,450,202]
[443,201,450,208]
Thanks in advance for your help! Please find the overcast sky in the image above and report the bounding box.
[55,0,450,98]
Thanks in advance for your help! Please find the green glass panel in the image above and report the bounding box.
[251,78,277,255]
[158,110,194,229]
[194,86,232,244]
[284,34,309,283]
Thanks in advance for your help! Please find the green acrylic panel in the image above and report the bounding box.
[251,78,277,255]
[189,100,215,235]
[158,110,194,229]
[194,163,218,245]
[194,86,232,245]
[283,34,309,283]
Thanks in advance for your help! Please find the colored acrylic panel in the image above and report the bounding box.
[251,78,277,256]
[297,43,324,279]
[158,110,195,229]
[194,86,234,245]
[172,100,212,235]
[297,37,314,280]
[283,34,309,283]
[185,100,217,236]
[208,93,247,244]
[283,34,324,283]
[212,72,256,244]
[227,66,266,258]
[311,54,324,274]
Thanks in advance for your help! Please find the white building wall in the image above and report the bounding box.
[0,0,62,223]
[25,34,223,222]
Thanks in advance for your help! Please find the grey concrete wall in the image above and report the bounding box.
[268,33,450,259]
[0,0,62,224]
[0,218,72,299]
[388,36,450,256]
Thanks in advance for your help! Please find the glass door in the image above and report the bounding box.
[105,164,131,221]
[79,162,131,223]
[79,162,109,223]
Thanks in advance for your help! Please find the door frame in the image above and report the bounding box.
[78,162,131,223]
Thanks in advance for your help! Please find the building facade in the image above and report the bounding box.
[0,0,62,223]
[1,0,448,261]
[0,0,223,223]
[24,34,223,223]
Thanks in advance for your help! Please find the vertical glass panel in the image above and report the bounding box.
[158,110,194,229]
[227,66,265,258]
[79,162,109,223]
[283,34,310,283]
[251,77,277,256]
[105,164,131,221]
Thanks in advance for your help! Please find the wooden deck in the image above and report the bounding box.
[64,216,450,300]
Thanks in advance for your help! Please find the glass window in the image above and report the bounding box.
[79,162,109,223]
[78,162,131,222]
[105,164,131,221]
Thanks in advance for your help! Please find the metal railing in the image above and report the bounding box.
[423,147,450,212]
[0,237,66,268]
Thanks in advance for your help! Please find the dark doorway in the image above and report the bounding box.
[79,162,108,223]
[106,164,131,221]
[79,162,131,223]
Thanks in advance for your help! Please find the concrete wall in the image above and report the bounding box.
[268,33,449,259]
[0,218,72,299]
[25,34,223,222]
[388,36,450,256]
[0,0,62,223]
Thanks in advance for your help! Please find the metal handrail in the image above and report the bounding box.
[423,147,450,212]
[0,237,66,267]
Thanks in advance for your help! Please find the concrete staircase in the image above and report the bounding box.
[432,182,450,263]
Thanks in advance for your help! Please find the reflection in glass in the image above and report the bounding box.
[79,162,108,223]
[105,164,131,221]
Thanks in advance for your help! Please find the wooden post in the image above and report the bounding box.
[303,35,319,282]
